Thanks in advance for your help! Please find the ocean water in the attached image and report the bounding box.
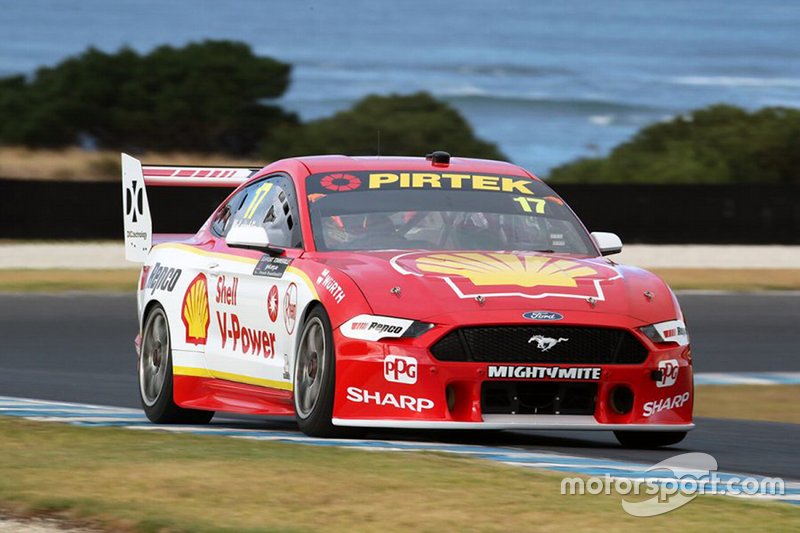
[1,0,799,175]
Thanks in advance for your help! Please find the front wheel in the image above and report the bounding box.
[614,430,687,448]
[293,306,342,437]
[139,304,214,425]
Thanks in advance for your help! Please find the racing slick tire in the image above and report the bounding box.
[613,430,687,449]
[293,305,352,437]
[139,304,214,425]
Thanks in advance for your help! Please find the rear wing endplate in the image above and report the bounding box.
[121,153,261,262]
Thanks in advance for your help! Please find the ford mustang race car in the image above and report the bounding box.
[122,151,693,447]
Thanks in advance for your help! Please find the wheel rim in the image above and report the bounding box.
[139,309,170,407]
[294,317,326,419]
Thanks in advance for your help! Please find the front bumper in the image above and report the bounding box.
[333,416,695,431]
[331,318,694,431]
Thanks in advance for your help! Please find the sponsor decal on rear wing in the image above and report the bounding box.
[121,153,262,262]
[142,165,260,187]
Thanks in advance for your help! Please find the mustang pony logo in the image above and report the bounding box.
[390,251,620,301]
[528,335,568,351]
[182,274,210,345]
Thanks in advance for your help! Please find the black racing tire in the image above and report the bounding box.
[293,305,352,437]
[614,430,687,449]
[139,304,214,425]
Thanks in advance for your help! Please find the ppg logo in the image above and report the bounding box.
[384,355,418,384]
[657,359,680,388]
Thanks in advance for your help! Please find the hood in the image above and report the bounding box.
[312,250,678,325]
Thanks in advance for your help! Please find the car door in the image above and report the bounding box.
[205,173,304,390]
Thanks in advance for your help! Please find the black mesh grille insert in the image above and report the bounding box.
[481,381,598,415]
[430,326,648,364]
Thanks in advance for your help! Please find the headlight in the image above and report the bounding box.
[639,319,689,346]
[340,314,434,341]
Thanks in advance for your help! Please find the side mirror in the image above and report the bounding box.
[591,232,623,256]
[226,224,270,250]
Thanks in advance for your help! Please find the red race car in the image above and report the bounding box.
[123,151,693,447]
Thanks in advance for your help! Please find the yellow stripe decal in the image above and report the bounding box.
[154,243,319,299]
[173,365,213,378]
[174,366,293,392]
[287,265,319,299]
[153,243,259,265]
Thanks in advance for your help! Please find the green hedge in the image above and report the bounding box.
[0,41,296,154]
[264,92,505,160]
[549,105,800,184]
[0,42,504,161]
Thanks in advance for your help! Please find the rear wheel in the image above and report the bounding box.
[139,304,214,424]
[614,430,687,448]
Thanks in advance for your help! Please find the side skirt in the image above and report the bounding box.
[174,375,295,416]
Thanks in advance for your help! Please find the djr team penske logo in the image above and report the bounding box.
[390,252,620,301]
[182,274,210,345]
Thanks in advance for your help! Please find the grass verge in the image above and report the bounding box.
[652,268,800,291]
[0,417,797,532]
[0,269,138,292]
[1,268,798,293]
[695,385,800,424]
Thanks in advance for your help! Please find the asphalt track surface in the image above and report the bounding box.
[1,292,799,480]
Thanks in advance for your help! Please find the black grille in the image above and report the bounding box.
[481,381,598,415]
[430,326,648,364]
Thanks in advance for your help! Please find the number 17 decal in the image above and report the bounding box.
[243,182,273,219]
[513,196,546,214]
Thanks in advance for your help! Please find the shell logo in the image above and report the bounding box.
[182,273,210,345]
[391,251,619,301]
[415,253,597,288]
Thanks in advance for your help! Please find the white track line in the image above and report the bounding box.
[0,395,797,507]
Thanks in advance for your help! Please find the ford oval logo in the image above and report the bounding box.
[523,311,564,321]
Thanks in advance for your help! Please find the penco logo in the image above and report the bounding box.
[657,359,680,388]
[146,262,182,295]
[340,315,413,341]
[384,355,418,384]
[346,387,433,412]
[367,322,405,335]
[316,269,345,304]
[643,392,691,417]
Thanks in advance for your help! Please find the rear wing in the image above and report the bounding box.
[121,153,261,262]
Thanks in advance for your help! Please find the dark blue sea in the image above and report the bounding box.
[2,0,799,175]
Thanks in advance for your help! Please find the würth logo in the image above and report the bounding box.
[315,269,346,304]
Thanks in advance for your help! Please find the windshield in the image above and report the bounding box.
[306,171,596,254]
